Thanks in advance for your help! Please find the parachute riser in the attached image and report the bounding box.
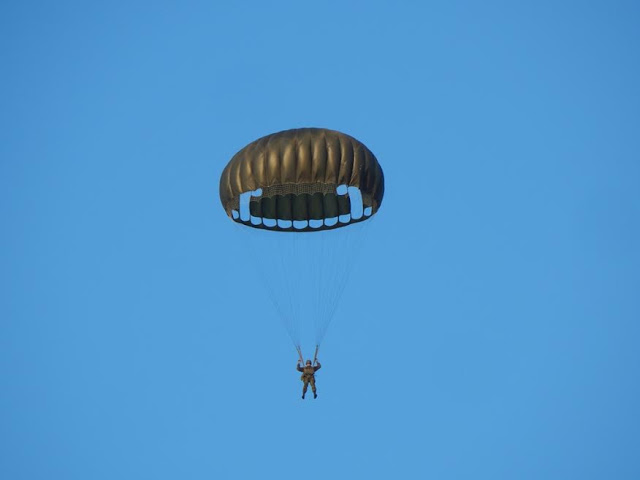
[296,345,319,366]
[296,345,304,364]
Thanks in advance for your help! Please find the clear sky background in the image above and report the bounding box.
[2,1,639,479]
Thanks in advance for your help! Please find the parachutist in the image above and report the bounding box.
[297,359,321,399]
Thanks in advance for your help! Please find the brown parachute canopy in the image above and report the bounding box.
[219,128,384,232]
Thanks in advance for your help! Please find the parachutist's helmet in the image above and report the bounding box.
[306,360,312,365]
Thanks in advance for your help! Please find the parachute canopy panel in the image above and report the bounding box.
[219,128,384,231]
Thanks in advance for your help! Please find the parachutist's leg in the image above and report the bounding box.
[302,379,309,399]
[310,377,317,399]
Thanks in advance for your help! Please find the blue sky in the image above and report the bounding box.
[2,1,639,479]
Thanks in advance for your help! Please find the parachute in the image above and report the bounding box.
[219,128,384,357]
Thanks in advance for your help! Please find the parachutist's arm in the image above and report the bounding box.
[314,362,321,371]
[297,364,304,372]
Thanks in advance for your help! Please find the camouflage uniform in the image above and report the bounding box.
[297,361,321,398]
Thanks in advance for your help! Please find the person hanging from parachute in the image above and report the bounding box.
[297,346,321,399]
[297,360,321,399]
[219,128,384,398]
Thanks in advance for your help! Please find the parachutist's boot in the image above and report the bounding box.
[313,392,318,399]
